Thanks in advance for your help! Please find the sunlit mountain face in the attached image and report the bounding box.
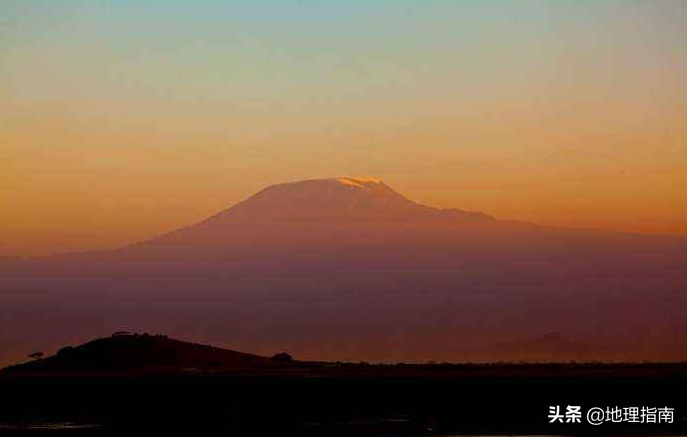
[1,178,685,366]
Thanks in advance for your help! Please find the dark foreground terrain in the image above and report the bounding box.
[0,335,685,435]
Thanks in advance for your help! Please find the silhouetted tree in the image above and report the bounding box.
[271,352,293,364]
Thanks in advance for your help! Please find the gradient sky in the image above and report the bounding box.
[2,0,685,255]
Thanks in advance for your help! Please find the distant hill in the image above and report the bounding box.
[1,334,275,374]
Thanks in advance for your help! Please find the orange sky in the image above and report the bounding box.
[2,1,686,256]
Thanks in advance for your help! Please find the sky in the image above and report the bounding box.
[2,0,686,256]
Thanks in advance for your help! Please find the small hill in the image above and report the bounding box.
[1,334,274,374]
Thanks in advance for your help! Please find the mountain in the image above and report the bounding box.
[198,177,493,224]
[123,177,494,258]
[2,333,274,374]
[0,177,684,366]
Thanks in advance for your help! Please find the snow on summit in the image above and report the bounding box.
[335,177,383,188]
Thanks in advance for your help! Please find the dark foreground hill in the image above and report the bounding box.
[0,335,684,436]
[1,334,275,374]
